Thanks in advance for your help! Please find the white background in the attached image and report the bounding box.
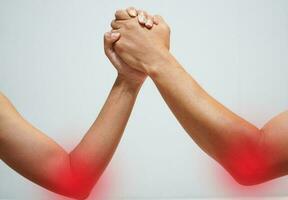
[0,0,288,199]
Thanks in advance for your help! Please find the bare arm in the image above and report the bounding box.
[0,76,141,199]
[111,11,288,186]
[0,8,146,199]
[148,53,288,185]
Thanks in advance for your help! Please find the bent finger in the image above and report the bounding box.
[110,19,123,29]
[104,32,120,55]
[153,15,165,25]
[126,7,138,17]
[115,9,131,20]
[137,10,148,25]
[145,14,154,29]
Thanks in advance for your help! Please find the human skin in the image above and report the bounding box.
[111,9,288,185]
[0,14,146,199]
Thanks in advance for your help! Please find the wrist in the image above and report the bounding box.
[144,50,182,78]
[115,75,143,93]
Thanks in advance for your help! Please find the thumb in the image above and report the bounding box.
[104,32,120,56]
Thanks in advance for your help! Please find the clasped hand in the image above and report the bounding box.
[104,7,171,85]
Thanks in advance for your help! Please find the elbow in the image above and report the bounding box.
[70,189,92,200]
[223,151,269,186]
[229,170,265,186]
[220,135,269,186]
[53,167,96,199]
[59,181,94,200]
[46,154,98,199]
[53,155,99,199]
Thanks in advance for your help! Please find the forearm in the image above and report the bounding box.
[0,76,142,199]
[69,75,142,187]
[148,53,271,184]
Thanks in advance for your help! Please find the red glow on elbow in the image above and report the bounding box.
[44,156,111,200]
[220,143,270,186]
[55,161,95,199]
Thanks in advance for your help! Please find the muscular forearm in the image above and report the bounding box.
[148,52,279,185]
[0,76,142,199]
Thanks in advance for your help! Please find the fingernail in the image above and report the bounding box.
[111,32,120,39]
[153,16,159,25]
[138,14,146,24]
[146,20,153,28]
[130,9,137,17]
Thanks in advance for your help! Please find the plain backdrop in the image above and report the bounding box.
[0,0,288,199]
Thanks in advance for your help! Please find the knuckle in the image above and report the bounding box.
[115,9,129,20]
[115,9,122,16]
[110,20,115,27]
[111,20,121,29]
